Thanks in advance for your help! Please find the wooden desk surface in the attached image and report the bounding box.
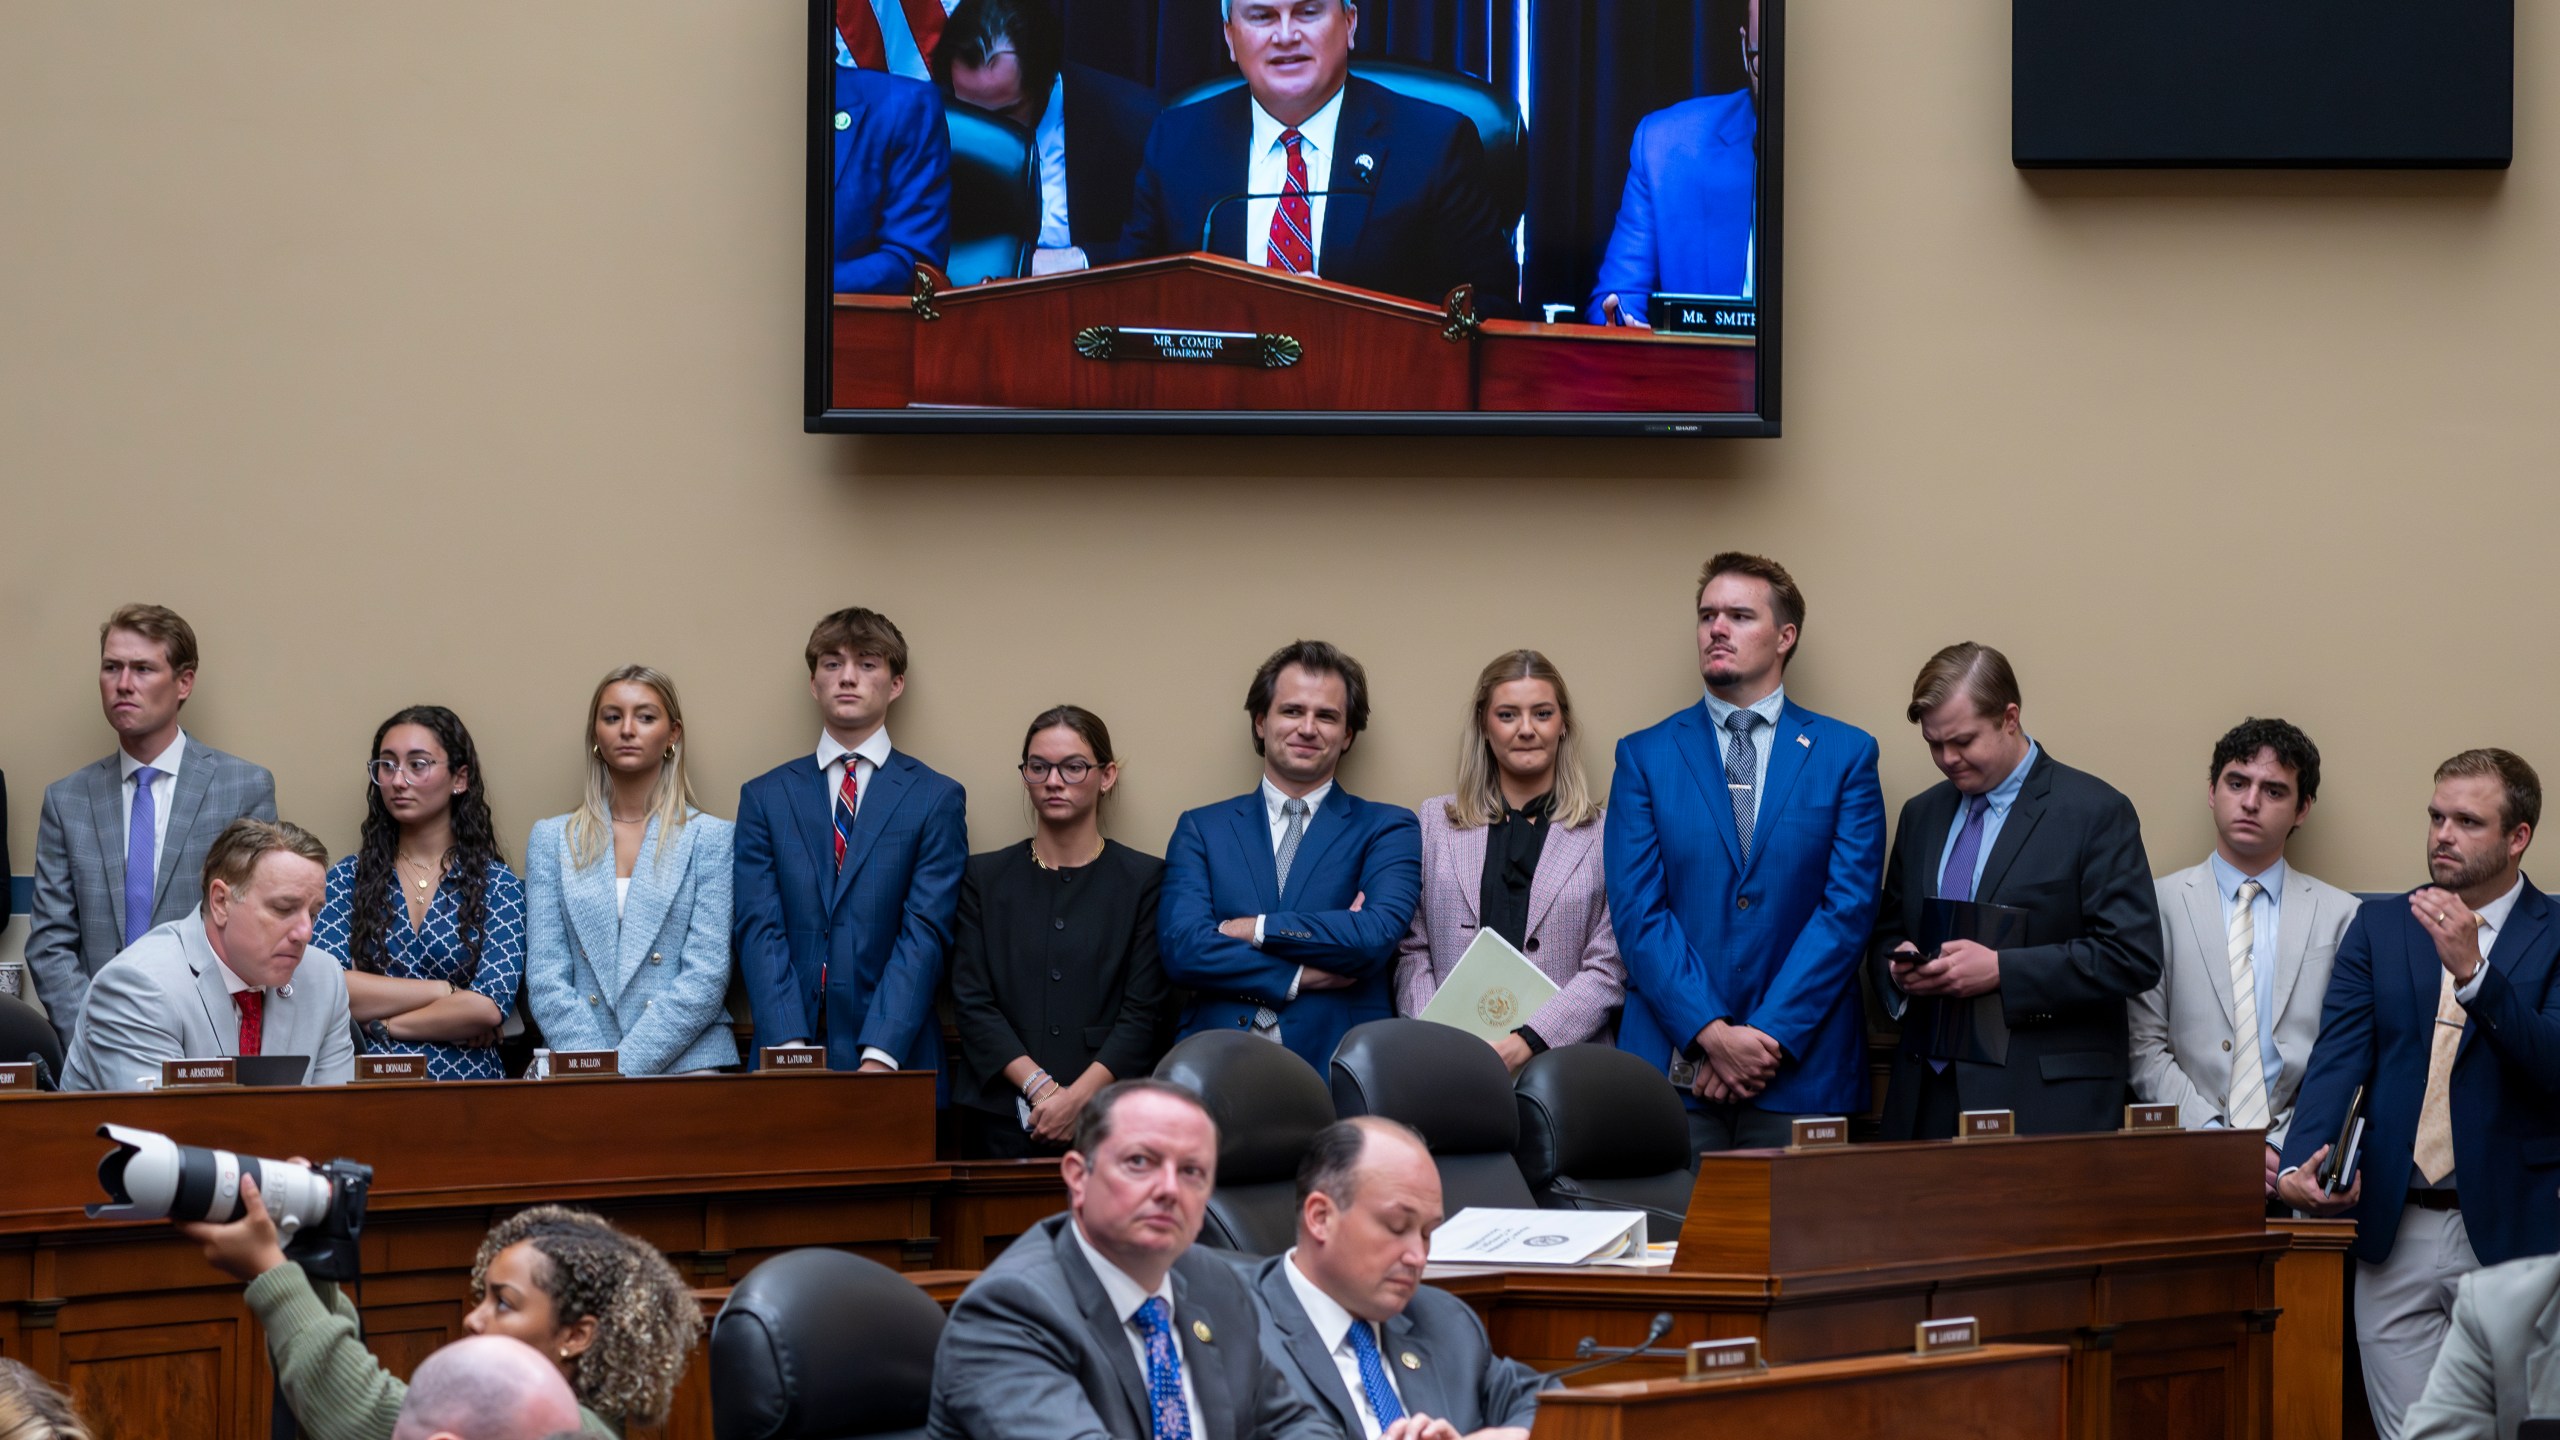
[1533,1343,2069,1440]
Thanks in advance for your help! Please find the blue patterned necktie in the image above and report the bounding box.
[1344,1319,1406,1431]
[1133,1297,1193,1440]
[1723,710,1763,862]
[125,765,161,946]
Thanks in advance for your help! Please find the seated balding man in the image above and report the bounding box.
[392,1336,583,1440]
[1250,1119,1540,1440]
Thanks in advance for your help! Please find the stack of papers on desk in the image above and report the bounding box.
[1427,1208,1648,1266]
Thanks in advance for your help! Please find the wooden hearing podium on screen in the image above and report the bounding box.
[828,254,1755,414]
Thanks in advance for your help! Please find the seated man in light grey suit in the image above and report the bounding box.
[29,603,278,1047]
[2402,1251,2560,1440]
[928,1079,1330,1440]
[2129,718,2359,1199]
[1250,1119,1539,1440]
[63,818,354,1091]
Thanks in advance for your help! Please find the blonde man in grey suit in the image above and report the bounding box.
[2402,1251,2560,1440]
[63,818,354,1091]
[2131,718,2359,1197]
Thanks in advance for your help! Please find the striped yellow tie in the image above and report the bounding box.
[2225,880,2271,1132]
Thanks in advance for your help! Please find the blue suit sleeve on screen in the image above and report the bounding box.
[856,779,967,1063]
[1586,92,1758,326]
[833,68,953,295]
[1742,731,1885,1059]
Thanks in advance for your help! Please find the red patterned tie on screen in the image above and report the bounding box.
[833,763,861,871]
[1267,130,1314,275]
[234,991,264,1058]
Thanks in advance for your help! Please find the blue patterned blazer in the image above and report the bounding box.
[525,810,740,1075]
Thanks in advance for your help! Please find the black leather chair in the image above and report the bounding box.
[1167,60,1528,232]
[709,1248,945,1440]
[0,994,64,1086]
[1512,1044,1695,1242]
[1155,1031,1335,1255]
[940,103,1039,287]
[1328,1018,1536,1212]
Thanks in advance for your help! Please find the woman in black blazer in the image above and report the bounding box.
[949,706,1169,1158]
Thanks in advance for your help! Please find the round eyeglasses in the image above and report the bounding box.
[1019,758,1098,784]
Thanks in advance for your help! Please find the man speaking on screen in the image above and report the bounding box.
[1086,0,1517,315]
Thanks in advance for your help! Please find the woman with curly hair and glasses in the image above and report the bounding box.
[181,1182,699,1439]
[314,705,526,1080]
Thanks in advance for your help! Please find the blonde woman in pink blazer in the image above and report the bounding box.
[1396,650,1626,1071]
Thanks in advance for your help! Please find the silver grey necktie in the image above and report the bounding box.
[1725,710,1763,862]
[1256,796,1311,1034]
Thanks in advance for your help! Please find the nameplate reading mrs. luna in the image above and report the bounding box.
[1957,1109,2016,1140]
[163,1058,237,1088]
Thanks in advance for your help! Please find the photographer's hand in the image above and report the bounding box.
[179,1174,289,1283]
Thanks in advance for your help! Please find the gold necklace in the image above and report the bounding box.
[395,853,445,895]
[1032,838,1105,871]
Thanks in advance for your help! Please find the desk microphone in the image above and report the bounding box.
[1198,154,1377,253]
[26,1052,58,1092]
[1539,1311,1677,1390]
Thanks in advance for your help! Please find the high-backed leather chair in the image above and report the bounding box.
[1328,1018,1536,1212]
[940,103,1039,287]
[709,1248,945,1440]
[1512,1044,1695,1242]
[0,994,63,1085]
[1155,1030,1335,1255]
[1166,60,1527,232]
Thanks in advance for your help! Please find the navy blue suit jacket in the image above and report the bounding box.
[1586,90,1756,326]
[1060,62,1160,254]
[1159,784,1421,1074]
[833,64,952,295]
[1604,700,1885,1115]
[2281,884,2560,1267]
[1095,77,1517,315]
[733,748,967,1073]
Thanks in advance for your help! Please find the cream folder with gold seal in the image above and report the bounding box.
[1416,928,1561,1043]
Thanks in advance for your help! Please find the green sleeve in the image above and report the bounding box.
[243,1262,405,1440]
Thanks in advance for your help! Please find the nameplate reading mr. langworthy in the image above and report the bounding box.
[1073,326,1304,369]
[1788,1116,1849,1150]
[163,1058,237,1088]
[759,1046,828,1073]
[2123,1103,2181,1132]
[355,1054,429,1084]
[1956,1109,2016,1140]
[1683,1337,1766,1382]
[0,1062,37,1095]
[1916,1317,1982,1354]
[549,1049,619,1079]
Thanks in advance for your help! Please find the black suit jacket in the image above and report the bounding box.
[1095,76,1518,315]
[947,839,1169,1117]
[1869,750,2163,1137]
[1061,62,1161,254]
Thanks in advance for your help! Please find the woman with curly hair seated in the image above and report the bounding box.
[182,1183,699,1439]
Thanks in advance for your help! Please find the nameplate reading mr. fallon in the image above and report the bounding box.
[549,1050,620,1079]
[163,1058,237,1088]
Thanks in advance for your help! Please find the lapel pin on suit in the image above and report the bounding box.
[1192,1319,1213,1343]
[1797,734,1811,748]
[835,111,851,130]
[1399,1351,1420,1370]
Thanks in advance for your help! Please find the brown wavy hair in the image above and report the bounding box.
[469,1207,699,1428]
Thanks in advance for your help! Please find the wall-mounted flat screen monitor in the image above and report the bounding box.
[806,0,1780,436]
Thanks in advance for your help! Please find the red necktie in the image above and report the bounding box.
[234,991,264,1058]
[833,762,861,871]
[1267,129,1314,275]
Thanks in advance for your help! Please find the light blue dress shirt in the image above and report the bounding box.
[2208,850,2287,1105]
[1702,685,1786,832]
[1936,740,2041,897]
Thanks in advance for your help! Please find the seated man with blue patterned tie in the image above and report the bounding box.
[1248,1119,1540,1440]
[927,1079,1330,1440]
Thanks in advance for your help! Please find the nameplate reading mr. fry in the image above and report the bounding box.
[1916,1317,1981,1354]
[550,1050,620,1078]
[1788,1116,1849,1150]
[163,1058,237,1088]
[2123,1103,2181,1132]
[355,1054,429,1084]
[0,1062,37,1095]
[1956,1109,2016,1140]
[759,1046,827,1073]
[1683,1338,1765,1381]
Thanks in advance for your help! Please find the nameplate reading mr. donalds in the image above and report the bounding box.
[550,1050,619,1078]
[2123,1103,2181,1132]
[163,1058,237,1088]
[355,1054,429,1084]
[1956,1109,2016,1140]
[1916,1317,1981,1354]
[1073,326,1303,369]
[1683,1338,1765,1382]
[0,1062,37,1095]
[759,1046,827,1073]
[1788,1116,1849,1150]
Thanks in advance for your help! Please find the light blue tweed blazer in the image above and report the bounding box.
[524,810,740,1074]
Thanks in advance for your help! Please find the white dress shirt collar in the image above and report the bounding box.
[1243,84,1348,270]
[1249,85,1347,171]
[2209,851,2290,907]
[1035,73,1071,248]
[119,729,188,782]
[1070,1216,1176,1319]
[2475,873,2528,946]
[1262,776,1335,827]
[816,727,894,776]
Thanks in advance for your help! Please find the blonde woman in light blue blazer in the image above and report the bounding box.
[525,666,740,1074]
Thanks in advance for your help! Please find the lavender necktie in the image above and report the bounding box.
[125,766,161,946]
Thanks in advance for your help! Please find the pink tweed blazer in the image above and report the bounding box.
[1393,795,1625,1046]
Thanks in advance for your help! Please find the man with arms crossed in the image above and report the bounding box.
[29,603,277,1047]
[2279,750,2560,1440]
[2131,718,2360,1200]
[1160,640,1421,1075]
[928,1079,1328,1440]
[1250,1118,1539,1440]
[1605,553,1884,1153]
[1871,643,2163,1138]
[63,818,355,1090]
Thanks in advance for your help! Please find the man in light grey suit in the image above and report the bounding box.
[29,604,278,1046]
[929,1079,1331,1440]
[2131,718,2360,1198]
[1251,1119,1539,1440]
[64,818,353,1091]
[2403,1251,2560,1440]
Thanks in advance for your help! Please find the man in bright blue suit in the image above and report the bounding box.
[2278,749,2560,1439]
[1587,0,1760,327]
[1160,640,1421,1075]
[734,608,967,1074]
[1605,553,1884,1156]
[832,63,952,295]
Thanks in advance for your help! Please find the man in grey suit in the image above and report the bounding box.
[929,1079,1330,1440]
[2402,1251,2560,1440]
[63,818,353,1090]
[1251,1119,1539,1440]
[2132,718,2361,1199]
[29,604,278,1046]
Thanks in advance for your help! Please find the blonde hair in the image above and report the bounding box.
[1444,650,1601,830]
[0,1360,93,1440]
[565,666,698,870]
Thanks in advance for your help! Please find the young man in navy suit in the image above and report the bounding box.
[1160,640,1421,1075]
[1605,553,1885,1156]
[2279,749,2560,1439]
[734,608,967,1074]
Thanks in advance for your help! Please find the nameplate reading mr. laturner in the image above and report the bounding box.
[1072,326,1303,369]
[759,1046,827,1073]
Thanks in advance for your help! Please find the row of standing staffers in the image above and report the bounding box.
[9,563,2556,1440]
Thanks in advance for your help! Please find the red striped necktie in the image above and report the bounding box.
[234,990,264,1058]
[833,762,861,871]
[1267,129,1314,275]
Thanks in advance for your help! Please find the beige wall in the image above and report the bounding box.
[4,0,2556,932]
